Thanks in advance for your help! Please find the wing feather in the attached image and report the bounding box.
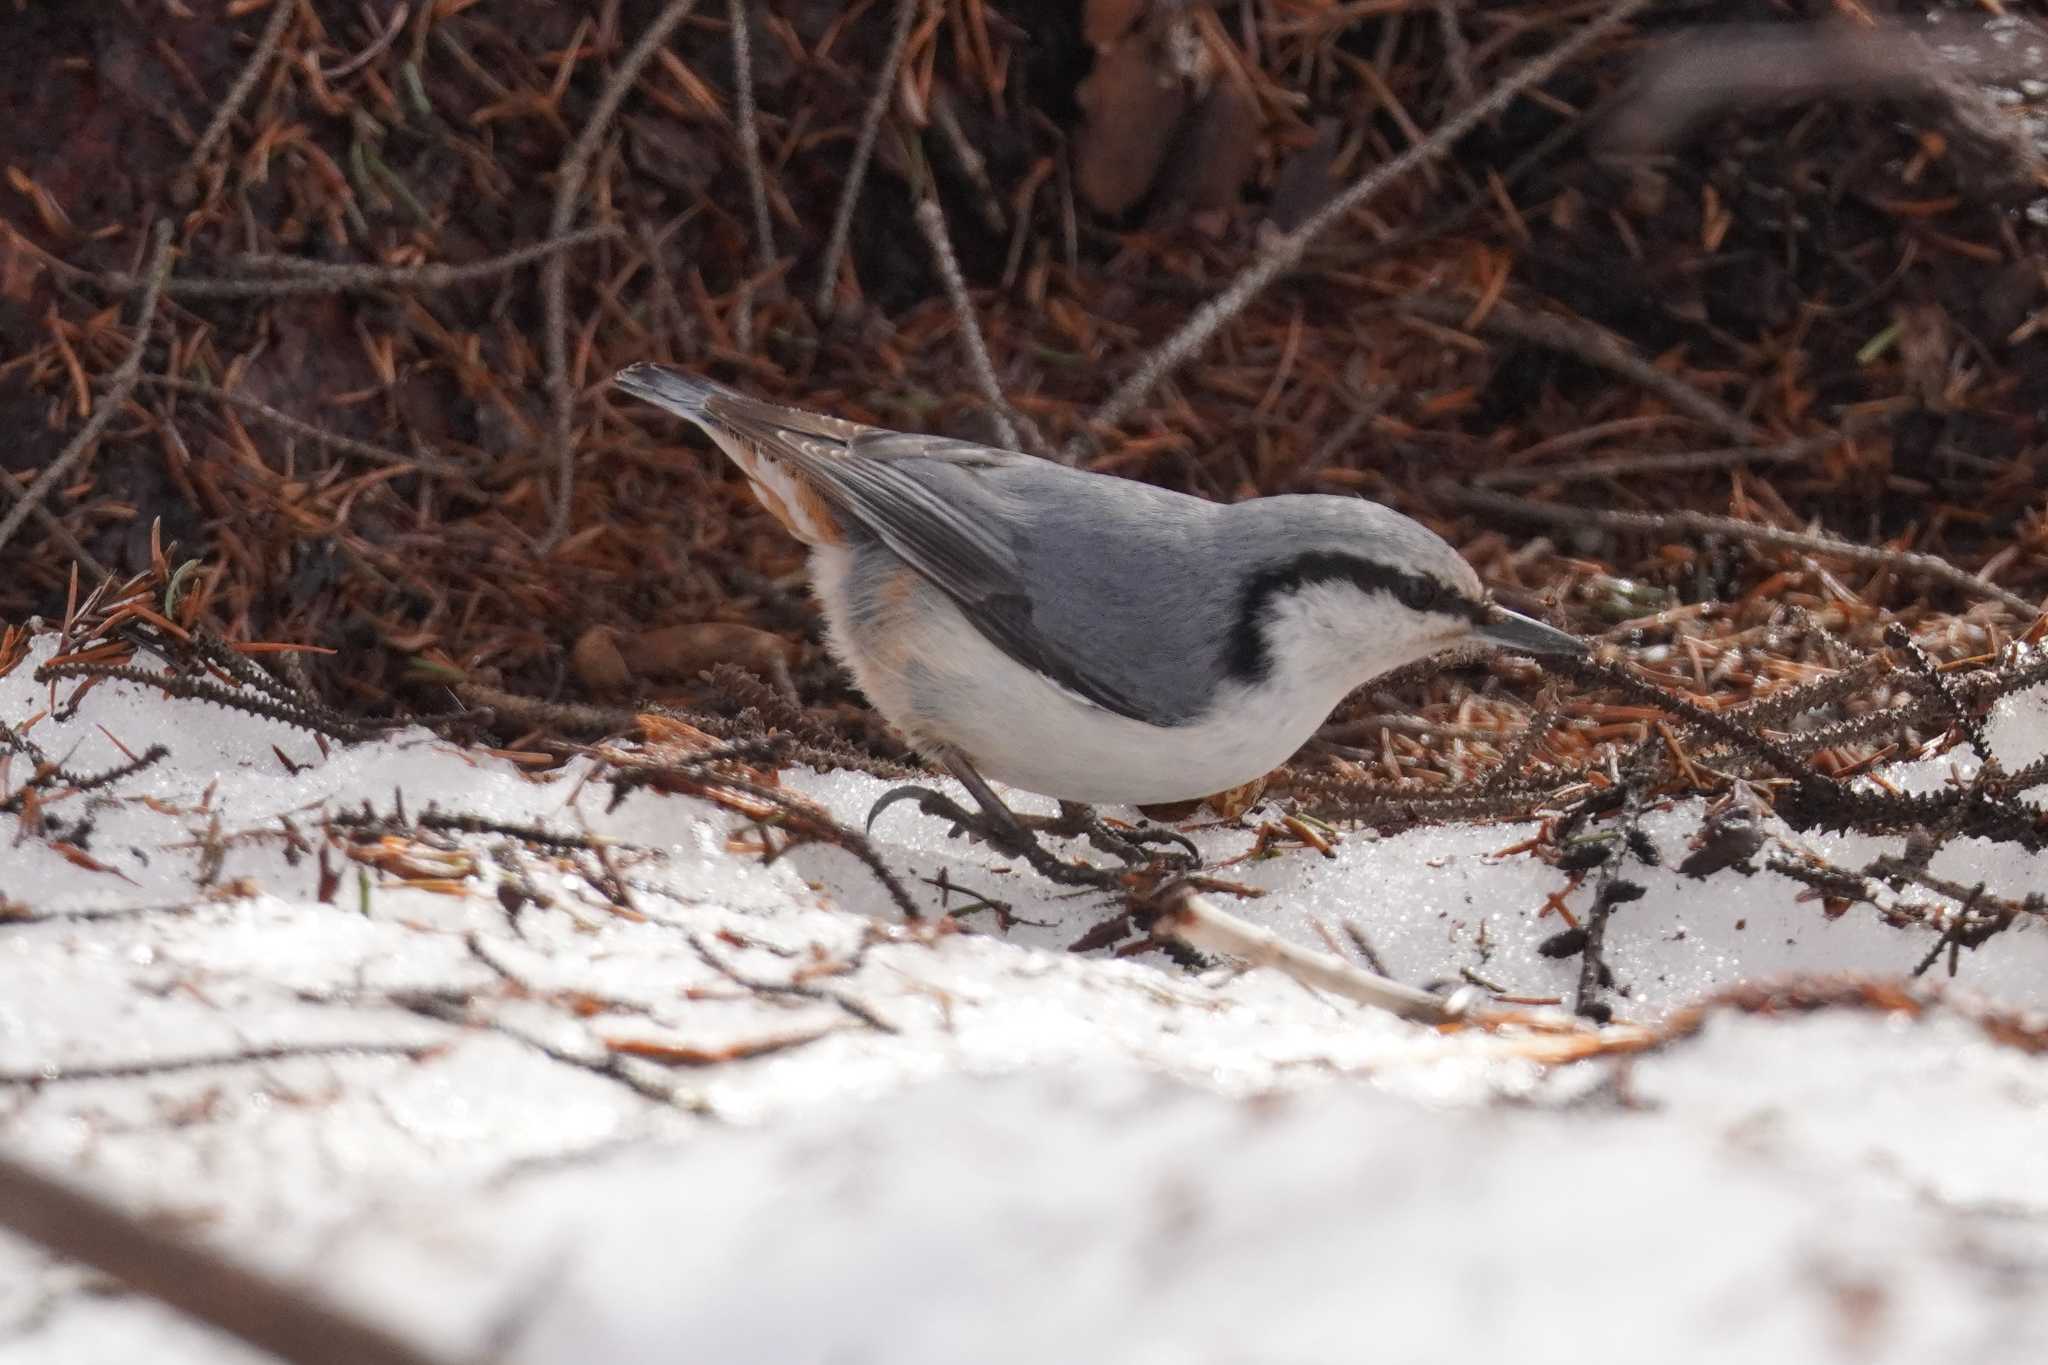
[692,391,1156,722]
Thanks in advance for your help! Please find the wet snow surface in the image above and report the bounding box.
[4,631,2048,1363]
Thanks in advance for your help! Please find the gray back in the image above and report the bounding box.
[841,450,1472,724]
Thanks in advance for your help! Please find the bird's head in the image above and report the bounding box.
[1226,496,1584,696]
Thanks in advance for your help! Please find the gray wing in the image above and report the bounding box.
[711,409,1165,722]
[834,437,1166,722]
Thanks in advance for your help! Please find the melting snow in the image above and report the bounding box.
[3,631,2047,1362]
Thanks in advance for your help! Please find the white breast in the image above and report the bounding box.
[810,548,1462,806]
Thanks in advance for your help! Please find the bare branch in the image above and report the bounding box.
[814,0,920,320]
[727,0,777,354]
[0,221,174,560]
[913,199,1047,458]
[1446,484,2042,617]
[544,0,703,550]
[0,1148,456,1365]
[110,223,620,297]
[1154,887,1477,1024]
[1074,0,1657,453]
[183,0,297,180]
[141,375,468,477]
[1400,295,1764,446]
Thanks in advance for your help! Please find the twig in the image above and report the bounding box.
[1401,295,1763,446]
[453,680,641,737]
[727,0,776,355]
[183,0,297,182]
[929,85,1005,234]
[1484,705,1558,792]
[1434,0,1478,106]
[36,659,376,742]
[684,929,899,1035]
[0,1149,456,1365]
[1482,485,2039,613]
[543,0,703,550]
[110,223,621,297]
[1475,439,1820,489]
[814,0,920,319]
[0,221,173,561]
[1152,886,1477,1023]
[0,467,112,581]
[315,0,409,81]
[1074,0,1657,451]
[1553,652,1823,785]
[141,375,468,477]
[1572,786,1647,1022]
[1302,385,1393,477]
[1444,484,2041,617]
[913,199,1047,457]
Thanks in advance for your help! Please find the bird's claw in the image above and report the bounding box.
[1043,802,1199,870]
[867,782,967,836]
[867,787,1132,888]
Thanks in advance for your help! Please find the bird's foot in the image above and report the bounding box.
[1035,802,1199,870]
[866,784,1122,889]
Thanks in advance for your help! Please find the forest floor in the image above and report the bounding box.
[8,2,2048,1359]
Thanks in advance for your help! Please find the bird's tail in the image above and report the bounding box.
[613,362,722,419]
[612,363,851,547]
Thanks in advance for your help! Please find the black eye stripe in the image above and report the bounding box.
[1225,550,1482,682]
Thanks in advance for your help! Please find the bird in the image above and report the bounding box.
[613,363,1584,841]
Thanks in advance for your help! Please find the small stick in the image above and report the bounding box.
[727,0,776,354]
[141,375,467,477]
[110,223,620,297]
[1153,888,1477,1024]
[0,466,112,581]
[543,0,703,549]
[1475,440,1819,489]
[0,1149,455,1365]
[1445,484,2040,617]
[0,222,173,560]
[183,0,297,180]
[1074,0,1657,452]
[1434,0,1478,106]
[913,199,1048,457]
[814,0,920,320]
[929,85,1006,234]
[1402,295,1763,446]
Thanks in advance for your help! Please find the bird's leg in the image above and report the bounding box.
[866,753,1120,889]
[1037,801,1199,869]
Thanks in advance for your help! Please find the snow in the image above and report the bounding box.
[4,629,2048,1362]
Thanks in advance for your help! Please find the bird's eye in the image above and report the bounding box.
[1396,576,1444,613]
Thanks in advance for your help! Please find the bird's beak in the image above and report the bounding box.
[1472,608,1586,656]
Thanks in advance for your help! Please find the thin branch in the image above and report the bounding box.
[814,0,919,320]
[110,223,621,297]
[1074,0,1657,452]
[1401,295,1763,445]
[544,0,703,550]
[1153,887,1476,1023]
[727,0,776,355]
[1444,484,2041,617]
[0,467,111,581]
[0,1149,457,1365]
[141,375,468,477]
[1572,788,1646,1022]
[183,0,297,179]
[1474,439,1819,490]
[0,221,174,560]
[1434,0,1478,106]
[913,198,1047,457]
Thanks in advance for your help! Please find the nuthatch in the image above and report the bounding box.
[615,365,1582,837]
